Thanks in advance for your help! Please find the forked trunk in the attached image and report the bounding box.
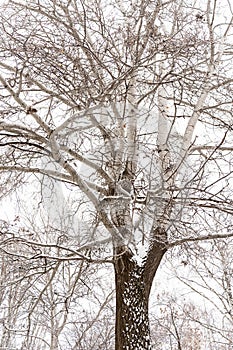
[114,241,166,350]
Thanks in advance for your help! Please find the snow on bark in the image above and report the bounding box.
[115,247,153,350]
[122,268,151,350]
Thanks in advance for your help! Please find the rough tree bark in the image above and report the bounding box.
[115,235,167,350]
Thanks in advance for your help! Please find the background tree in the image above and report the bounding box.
[173,238,233,348]
[0,0,233,349]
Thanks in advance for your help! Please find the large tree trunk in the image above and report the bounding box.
[115,248,150,350]
[114,236,166,350]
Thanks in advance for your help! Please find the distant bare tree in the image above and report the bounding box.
[172,238,233,349]
[150,292,204,350]
[0,0,233,349]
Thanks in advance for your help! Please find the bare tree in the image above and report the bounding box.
[150,291,205,349]
[0,0,233,348]
[171,238,233,349]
